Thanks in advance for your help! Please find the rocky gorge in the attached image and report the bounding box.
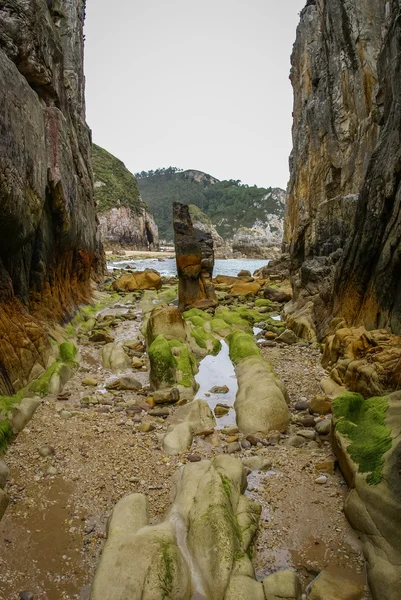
[0,1,400,599]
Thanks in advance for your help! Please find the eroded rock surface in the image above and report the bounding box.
[0,0,103,395]
[173,202,218,312]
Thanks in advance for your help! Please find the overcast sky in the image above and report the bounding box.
[84,0,306,189]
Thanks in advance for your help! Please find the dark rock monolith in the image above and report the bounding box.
[173,202,217,312]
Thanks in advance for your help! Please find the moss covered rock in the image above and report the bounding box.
[228,331,260,365]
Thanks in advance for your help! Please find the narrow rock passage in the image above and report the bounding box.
[0,293,370,599]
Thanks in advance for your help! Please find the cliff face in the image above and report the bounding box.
[0,1,103,395]
[285,0,401,337]
[188,204,232,259]
[93,144,159,251]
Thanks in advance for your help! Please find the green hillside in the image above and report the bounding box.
[135,167,285,241]
[92,144,146,213]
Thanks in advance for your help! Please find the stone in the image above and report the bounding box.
[209,385,229,394]
[315,417,331,435]
[0,460,9,490]
[307,569,364,600]
[91,457,261,600]
[82,377,98,387]
[287,435,306,448]
[234,356,290,436]
[294,400,309,411]
[237,270,252,278]
[264,331,277,340]
[38,445,55,458]
[173,202,217,311]
[19,593,34,600]
[227,442,241,454]
[187,454,201,462]
[46,466,58,476]
[223,425,239,435]
[315,460,335,475]
[277,329,298,345]
[148,407,170,417]
[301,415,316,427]
[214,406,229,417]
[263,285,292,304]
[242,456,272,472]
[89,331,114,344]
[112,271,162,292]
[102,343,131,372]
[0,489,8,520]
[131,357,144,369]
[137,423,156,433]
[230,280,261,296]
[226,435,239,444]
[146,304,187,344]
[60,410,72,420]
[315,476,328,485]
[11,398,41,434]
[310,395,331,415]
[262,569,302,599]
[246,435,261,446]
[297,429,316,440]
[106,376,142,391]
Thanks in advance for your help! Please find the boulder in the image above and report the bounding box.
[332,391,401,600]
[102,343,131,372]
[10,397,41,434]
[307,569,364,600]
[262,570,302,599]
[230,280,261,296]
[310,395,332,415]
[112,271,162,291]
[264,285,292,303]
[146,305,187,344]
[173,202,217,311]
[91,457,261,600]
[234,356,290,436]
[163,400,216,455]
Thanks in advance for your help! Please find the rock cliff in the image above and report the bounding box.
[0,0,103,395]
[93,144,159,251]
[284,0,401,338]
[188,204,232,259]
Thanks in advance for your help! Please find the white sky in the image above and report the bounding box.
[84,0,306,189]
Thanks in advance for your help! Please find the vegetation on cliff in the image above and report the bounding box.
[136,167,285,241]
[92,144,146,213]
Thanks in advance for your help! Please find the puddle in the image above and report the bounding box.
[195,341,237,428]
[271,315,282,321]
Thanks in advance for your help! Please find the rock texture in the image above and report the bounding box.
[0,0,103,395]
[93,144,159,251]
[188,204,232,259]
[284,0,401,338]
[173,202,218,312]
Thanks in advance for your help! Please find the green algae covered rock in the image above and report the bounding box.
[332,392,391,485]
[148,335,176,389]
[228,331,260,365]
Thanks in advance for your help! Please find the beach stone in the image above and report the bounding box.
[294,400,309,411]
[82,377,98,386]
[187,454,201,462]
[148,407,170,417]
[263,569,302,599]
[315,476,328,485]
[223,425,239,435]
[298,429,316,440]
[60,410,72,420]
[209,385,229,394]
[11,397,41,434]
[315,417,332,435]
[214,406,229,416]
[301,415,316,427]
[102,344,131,372]
[315,460,335,475]
[307,569,364,600]
[246,435,261,446]
[277,329,298,345]
[137,423,156,433]
[227,442,241,454]
[106,376,142,391]
[310,395,332,415]
[226,435,239,443]
[264,331,277,340]
[38,445,55,458]
[241,440,252,449]
[287,435,305,448]
[163,422,193,455]
[19,593,35,600]
[131,357,144,369]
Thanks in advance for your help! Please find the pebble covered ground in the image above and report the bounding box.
[0,292,371,599]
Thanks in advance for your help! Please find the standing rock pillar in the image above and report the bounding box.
[173,202,218,312]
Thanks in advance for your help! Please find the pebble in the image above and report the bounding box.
[222,425,239,435]
[226,442,241,454]
[19,593,34,600]
[315,475,328,485]
[82,377,98,387]
[38,445,55,458]
[241,440,251,449]
[315,418,332,435]
[246,435,261,446]
[60,411,72,420]
[294,400,309,411]
[187,454,201,463]
[209,385,229,394]
[137,423,156,432]
[46,466,58,476]
[301,415,316,427]
[226,435,239,443]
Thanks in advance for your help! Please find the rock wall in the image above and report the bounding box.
[93,144,159,251]
[284,0,401,337]
[0,1,103,395]
[188,204,232,259]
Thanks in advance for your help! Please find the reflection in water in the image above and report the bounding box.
[195,341,237,428]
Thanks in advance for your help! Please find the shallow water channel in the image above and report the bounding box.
[194,341,237,428]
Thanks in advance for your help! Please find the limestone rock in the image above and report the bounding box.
[112,271,161,292]
[310,395,331,415]
[11,398,41,434]
[277,329,298,345]
[234,356,290,436]
[262,569,302,599]
[264,285,292,304]
[307,569,364,600]
[146,304,187,344]
[102,343,131,372]
[106,376,142,391]
[242,456,272,472]
[163,399,216,455]
[230,280,261,297]
[173,202,217,311]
